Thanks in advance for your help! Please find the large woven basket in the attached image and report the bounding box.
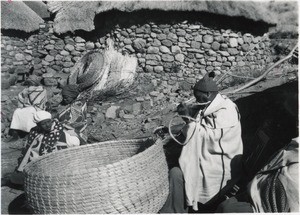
[23,138,169,214]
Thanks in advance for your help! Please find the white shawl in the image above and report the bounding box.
[179,94,243,210]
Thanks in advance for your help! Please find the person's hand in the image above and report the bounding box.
[177,102,190,116]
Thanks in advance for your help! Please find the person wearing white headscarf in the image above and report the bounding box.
[8,86,48,141]
[16,111,81,172]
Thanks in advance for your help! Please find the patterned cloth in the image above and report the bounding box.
[17,119,80,171]
[58,100,88,142]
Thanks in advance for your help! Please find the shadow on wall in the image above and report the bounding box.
[74,10,273,42]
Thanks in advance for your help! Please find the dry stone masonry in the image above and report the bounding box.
[1,18,280,140]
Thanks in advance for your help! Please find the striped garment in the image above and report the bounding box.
[10,86,48,132]
[18,86,47,110]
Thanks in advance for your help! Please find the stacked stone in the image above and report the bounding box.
[1,33,34,89]
[1,19,273,92]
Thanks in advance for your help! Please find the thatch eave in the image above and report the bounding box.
[1,1,45,33]
[48,1,278,34]
[24,1,50,19]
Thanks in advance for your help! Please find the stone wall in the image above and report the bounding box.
[1,17,274,91]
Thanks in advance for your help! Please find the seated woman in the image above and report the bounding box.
[10,111,81,186]
[8,86,48,141]
[55,84,88,144]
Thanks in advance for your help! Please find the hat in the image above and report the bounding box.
[194,72,218,92]
[33,111,52,123]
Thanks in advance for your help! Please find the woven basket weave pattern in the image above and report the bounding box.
[24,139,169,214]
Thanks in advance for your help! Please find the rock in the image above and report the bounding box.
[152,39,161,47]
[238,38,244,45]
[65,44,75,52]
[105,106,120,119]
[241,44,250,52]
[167,33,178,42]
[160,46,170,53]
[25,55,33,61]
[15,53,24,61]
[86,42,95,50]
[75,36,86,43]
[147,47,159,54]
[171,46,181,54]
[136,97,145,102]
[149,91,160,97]
[228,56,235,61]
[229,38,238,48]
[124,45,135,53]
[223,62,231,67]
[218,51,230,57]
[132,38,146,52]
[154,66,164,73]
[60,50,70,56]
[157,34,167,40]
[132,103,142,115]
[202,43,211,49]
[161,54,174,62]
[45,44,55,50]
[211,41,220,51]
[45,55,54,62]
[146,54,161,61]
[6,45,13,51]
[228,48,239,55]
[43,77,58,86]
[175,53,185,62]
[63,62,74,68]
[145,65,154,73]
[42,60,50,66]
[161,39,172,47]
[238,61,246,66]
[191,41,201,49]
[203,35,214,44]
[123,38,132,45]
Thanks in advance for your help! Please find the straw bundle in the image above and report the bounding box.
[67,42,137,100]
[23,138,169,214]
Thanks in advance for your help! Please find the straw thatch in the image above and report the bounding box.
[1,1,45,32]
[48,0,278,34]
[24,1,50,19]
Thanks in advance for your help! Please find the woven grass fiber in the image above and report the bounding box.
[23,138,169,214]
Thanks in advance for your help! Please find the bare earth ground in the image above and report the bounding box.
[1,67,297,214]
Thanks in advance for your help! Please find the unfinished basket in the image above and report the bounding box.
[23,138,169,214]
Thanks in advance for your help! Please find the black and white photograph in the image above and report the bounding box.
[1,0,298,214]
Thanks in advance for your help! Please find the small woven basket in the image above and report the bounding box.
[23,138,169,214]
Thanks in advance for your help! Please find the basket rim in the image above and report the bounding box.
[23,137,162,177]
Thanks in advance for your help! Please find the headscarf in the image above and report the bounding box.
[194,72,218,92]
[33,111,52,123]
[61,84,80,101]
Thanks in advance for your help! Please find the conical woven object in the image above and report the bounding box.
[23,138,169,214]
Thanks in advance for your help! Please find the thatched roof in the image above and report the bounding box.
[48,1,278,34]
[24,1,50,19]
[1,1,45,32]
